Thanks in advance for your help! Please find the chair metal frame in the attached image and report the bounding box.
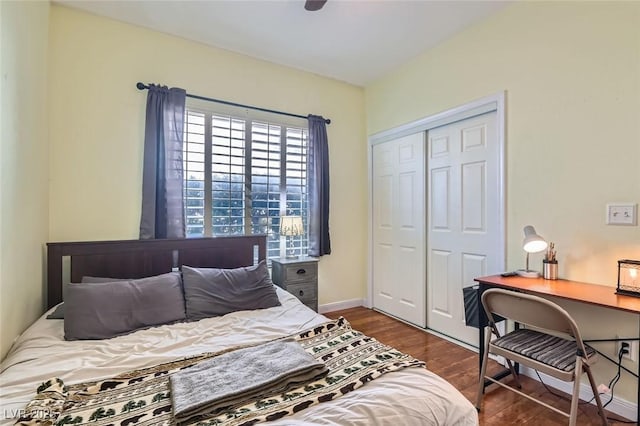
[476,288,608,426]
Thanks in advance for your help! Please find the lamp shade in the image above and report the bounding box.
[522,225,547,253]
[280,216,303,236]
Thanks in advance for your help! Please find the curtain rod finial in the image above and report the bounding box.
[136,82,147,90]
[325,118,331,125]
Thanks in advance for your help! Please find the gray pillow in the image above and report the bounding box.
[47,277,130,320]
[46,303,65,320]
[81,276,130,283]
[64,272,186,340]
[182,261,281,320]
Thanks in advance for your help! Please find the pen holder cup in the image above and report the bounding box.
[543,260,558,280]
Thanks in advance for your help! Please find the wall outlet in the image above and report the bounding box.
[616,335,637,362]
[606,203,637,226]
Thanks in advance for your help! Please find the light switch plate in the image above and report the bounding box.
[606,203,637,226]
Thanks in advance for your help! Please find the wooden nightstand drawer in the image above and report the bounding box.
[281,262,317,284]
[286,282,317,305]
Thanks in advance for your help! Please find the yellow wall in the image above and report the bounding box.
[365,1,640,404]
[48,6,367,307]
[0,0,50,360]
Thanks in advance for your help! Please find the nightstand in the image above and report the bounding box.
[271,257,318,312]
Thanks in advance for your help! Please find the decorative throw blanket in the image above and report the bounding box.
[16,317,425,426]
[171,339,329,423]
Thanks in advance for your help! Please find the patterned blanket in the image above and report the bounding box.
[16,317,425,426]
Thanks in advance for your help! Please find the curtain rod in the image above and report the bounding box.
[136,82,330,125]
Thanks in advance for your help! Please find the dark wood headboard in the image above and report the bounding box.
[46,235,266,309]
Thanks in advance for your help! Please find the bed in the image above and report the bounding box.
[0,236,477,425]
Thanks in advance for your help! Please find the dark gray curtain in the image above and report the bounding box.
[139,85,187,239]
[307,115,331,256]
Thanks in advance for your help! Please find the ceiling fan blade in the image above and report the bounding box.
[304,0,327,11]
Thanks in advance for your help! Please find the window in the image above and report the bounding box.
[183,108,309,260]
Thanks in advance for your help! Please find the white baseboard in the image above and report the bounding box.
[318,298,365,314]
[519,366,637,421]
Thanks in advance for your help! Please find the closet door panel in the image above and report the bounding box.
[427,111,499,347]
[372,133,425,327]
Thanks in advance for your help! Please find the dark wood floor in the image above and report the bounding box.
[324,306,635,425]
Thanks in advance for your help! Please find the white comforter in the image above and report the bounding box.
[0,288,478,425]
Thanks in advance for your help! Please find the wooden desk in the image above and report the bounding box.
[474,274,640,422]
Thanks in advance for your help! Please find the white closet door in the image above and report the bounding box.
[372,133,426,327]
[427,111,500,346]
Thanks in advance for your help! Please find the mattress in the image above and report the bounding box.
[0,288,478,425]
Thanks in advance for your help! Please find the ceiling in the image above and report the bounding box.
[56,0,510,87]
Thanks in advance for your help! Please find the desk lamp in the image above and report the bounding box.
[516,225,548,278]
[280,216,303,259]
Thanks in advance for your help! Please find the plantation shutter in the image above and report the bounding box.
[183,108,309,260]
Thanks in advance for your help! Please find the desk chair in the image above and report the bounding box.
[476,288,608,426]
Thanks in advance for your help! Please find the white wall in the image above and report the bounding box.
[0,0,50,360]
